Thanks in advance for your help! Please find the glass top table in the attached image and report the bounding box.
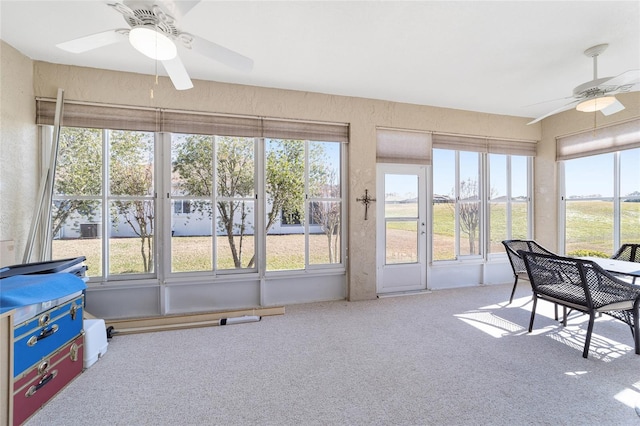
[580,256,640,283]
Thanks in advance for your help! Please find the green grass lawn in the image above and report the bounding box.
[565,201,640,255]
[387,202,529,260]
[53,234,341,276]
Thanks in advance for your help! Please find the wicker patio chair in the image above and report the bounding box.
[611,243,640,263]
[502,240,556,304]
[611,243,640,284]
[521,250,640,358]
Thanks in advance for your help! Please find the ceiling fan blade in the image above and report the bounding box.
[191,35,254,72]
[162,56,193,90]
[527,100,580,125]
[109,1,137,21]
[600,69,640,88]
[56,29,127,54]
[152,0,200,20]
[601,98,625,116]
[523,94,574,108]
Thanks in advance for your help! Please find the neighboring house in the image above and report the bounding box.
[54,205,326,239]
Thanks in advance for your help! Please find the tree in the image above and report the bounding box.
[309,157,341,264]
[172,135,213,197]
[52,128,102,237]
[216,137,255,267]
[448,178,480,255]
[449,178,500,255]
[458,178,480,254]
[265,140,306,230]
[109,131,155,273]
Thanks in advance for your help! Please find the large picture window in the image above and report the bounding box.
[42,101,347,282]
[563,149,640,255]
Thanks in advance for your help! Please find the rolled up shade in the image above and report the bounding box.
[376,128,432,164]
[36,98,349,142]
[36,99,161,132]
[433,133,537,156]
[556,118,640,161]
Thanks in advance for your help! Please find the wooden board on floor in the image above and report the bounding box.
[105,306,285,335]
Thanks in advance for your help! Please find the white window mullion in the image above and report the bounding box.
[454,151,460,258]
[212,136,219,275]
[256,137,266,278]
[341,143,348,267]
[304,141,310,269]
[505,156,512,241]
[557,160,566,255]
[613,152,621,250]
[526,156,533,240]
[480,153,487,259]
[157,132,170,285]
[102,129,110,279]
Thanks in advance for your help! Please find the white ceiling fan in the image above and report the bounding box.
[527,43,640,125]
[56,0,254,90]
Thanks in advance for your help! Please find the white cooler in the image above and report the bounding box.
[83,318,108,368]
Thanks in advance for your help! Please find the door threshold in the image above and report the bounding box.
[378,289,432,298]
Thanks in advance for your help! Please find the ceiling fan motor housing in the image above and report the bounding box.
[111,2,180,40]
[573,77,615,98]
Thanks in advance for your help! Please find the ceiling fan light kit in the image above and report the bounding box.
[575,96,616,113]
[128,26,177,60]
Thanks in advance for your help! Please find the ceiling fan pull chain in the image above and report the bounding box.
[151,38,159,100]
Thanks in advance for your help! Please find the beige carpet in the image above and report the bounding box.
[25,283,640,425]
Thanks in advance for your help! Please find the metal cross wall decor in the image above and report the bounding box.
[356,189,376,220]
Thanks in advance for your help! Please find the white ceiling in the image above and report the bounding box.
[1,1,639,121]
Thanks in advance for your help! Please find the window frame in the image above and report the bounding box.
[486,154,534,260]
[559,148,640,256]
[432,148,533,262]
[264,138,345,273]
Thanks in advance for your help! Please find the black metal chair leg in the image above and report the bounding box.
[634,310,640,355]
[529,296,538,332]
[583,313,596,359]
[509,276,518,304]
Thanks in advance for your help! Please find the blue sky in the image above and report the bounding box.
[565,149,640,197]
[386,148,640,200]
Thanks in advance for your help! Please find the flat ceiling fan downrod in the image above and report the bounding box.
[584,43,608,80]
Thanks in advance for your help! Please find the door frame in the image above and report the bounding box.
[376,163,429,294]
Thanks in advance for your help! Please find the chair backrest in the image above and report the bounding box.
[502,240,555,276]
[520,250,640,311]
[611,244,640,263]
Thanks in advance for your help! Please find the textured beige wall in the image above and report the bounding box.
[27,61,542,299]
[0,41,36,265]
[535,91,640,252]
